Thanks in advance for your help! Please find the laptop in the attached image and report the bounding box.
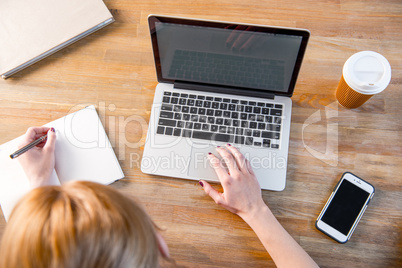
[141,15,309,191]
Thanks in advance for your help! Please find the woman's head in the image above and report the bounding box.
[0,181,163,268]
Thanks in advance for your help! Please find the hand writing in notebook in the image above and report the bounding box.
[17,127,57,188]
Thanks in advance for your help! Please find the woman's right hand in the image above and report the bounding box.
[199,144,267,220]
[17,127,57,188]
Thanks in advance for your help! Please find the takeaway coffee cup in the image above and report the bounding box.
[336,51,391,108]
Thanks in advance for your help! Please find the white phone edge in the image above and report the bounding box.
[315,172,375,243]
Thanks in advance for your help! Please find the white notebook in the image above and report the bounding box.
[0,0,114,78]
[0,105,124,221]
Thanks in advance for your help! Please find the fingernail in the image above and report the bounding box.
[199,181,204,187]
[208,152,212,155]
[227,143,231,146]
[217,146,220,148]
[50,128,55,132]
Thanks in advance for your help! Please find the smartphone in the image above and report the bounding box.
[315,172,375,243]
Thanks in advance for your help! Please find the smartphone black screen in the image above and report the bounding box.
[321,179,370,235]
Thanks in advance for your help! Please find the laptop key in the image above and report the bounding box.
[182,129,192,137]
[274,117,282,124]
[165,127,173,135]
[158,119,176,127]
[161,104,173,111]
[177,121,184,128]
[160,111,174,119]
[212,102,219,109]
[270,109,282,116]
[234,136,245,144]
[262,131,280,139]
[183,114,190,121]
[245,137,254,145]
[173,128,181,136]
[220,103,228,110]
[185,122,193,129]
[157,126,165,134]
[263,139,271,147]
[223,111,231,118]
[174,113,181,120]
[192,131,234,143]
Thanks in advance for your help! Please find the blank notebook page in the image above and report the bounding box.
[0,105,124,221]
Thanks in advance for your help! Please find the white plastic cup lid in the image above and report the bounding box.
[343,51,391,95]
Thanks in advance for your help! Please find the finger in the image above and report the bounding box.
[246,158,256,176]
[239,35,257,52]
[199,180,225,206]
[231,26,255,51]
[225,144,248,172]
[44,128,56,153]
[226,25,247,48]
[207,153,230,181]
[19,127,48,148]
[28,127,51,142]
[231,32,248,51]
[215,147,237,174]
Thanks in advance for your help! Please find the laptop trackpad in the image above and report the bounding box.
[187,143,220,182]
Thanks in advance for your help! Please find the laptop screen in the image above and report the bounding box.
[149,16,309,97]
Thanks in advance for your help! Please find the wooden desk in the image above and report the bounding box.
[0,0,401,267]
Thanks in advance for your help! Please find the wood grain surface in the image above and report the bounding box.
[0,0,401,267]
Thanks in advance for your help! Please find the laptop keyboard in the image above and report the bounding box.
[156,91,283,149]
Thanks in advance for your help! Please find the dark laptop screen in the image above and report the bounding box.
[149,16,309,97]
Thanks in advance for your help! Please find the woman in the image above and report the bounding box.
[0,127,318,267]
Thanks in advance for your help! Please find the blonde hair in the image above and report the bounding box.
[0,181,160,268]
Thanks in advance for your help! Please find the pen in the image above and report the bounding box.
[10,134,48,159]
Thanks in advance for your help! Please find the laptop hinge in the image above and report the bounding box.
[174,82,276,100]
